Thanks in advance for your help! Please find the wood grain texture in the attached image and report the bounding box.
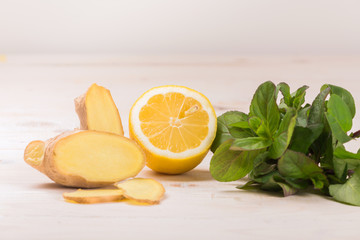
[1,55,360,240]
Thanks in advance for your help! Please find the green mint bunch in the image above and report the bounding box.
[210,81,360,206]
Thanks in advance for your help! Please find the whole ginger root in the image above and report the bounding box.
[24,130,145,188]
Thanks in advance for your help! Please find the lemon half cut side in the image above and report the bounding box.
[129,85,217,174]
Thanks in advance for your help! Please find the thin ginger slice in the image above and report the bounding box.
[75,83,124,135]
[63,189,124,204]
[24,130,145,188]
[115,178,165,204]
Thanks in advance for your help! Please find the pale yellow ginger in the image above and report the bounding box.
[24,130,145,188]
[63,189,125,204]
[115,178,165,204]
[75,83,124,135]
[62,178,165,204]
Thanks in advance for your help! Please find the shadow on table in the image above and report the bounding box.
[220,189,285,198]
[221,183,329,199]
[33,182,65,190]
[144,169,213,182]
[31,169,214,191]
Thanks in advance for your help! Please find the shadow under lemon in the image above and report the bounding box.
[141,168,213,182]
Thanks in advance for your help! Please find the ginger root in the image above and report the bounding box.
[24,130,145,188]
[75,83,124,135]
[115,178,165,204]
[63,189,124,204]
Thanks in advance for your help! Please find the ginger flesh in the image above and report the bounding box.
[24,130,145,188]
[115,178,165,204]
[63,189,124,204]
[63,178,165,205]
[75,83,124,135]
[24,140,45,169]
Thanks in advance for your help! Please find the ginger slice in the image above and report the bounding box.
[63,189,124,204]
[75,83,124,135]
[24,130,145,188]
[115,178,165,204]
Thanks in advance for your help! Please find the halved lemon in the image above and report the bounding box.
[129,85,217,174]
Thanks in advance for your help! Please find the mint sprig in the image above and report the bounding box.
[210,81,360,206]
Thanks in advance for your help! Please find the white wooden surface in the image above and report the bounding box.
[1,55,360,240]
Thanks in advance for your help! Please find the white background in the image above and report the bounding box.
[0,0,359,54]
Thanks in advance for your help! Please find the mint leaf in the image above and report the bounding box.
[329,168,360,206]
[290,87,330,153]
[291,85,309,110]
[308,87,330,125]
[252,171,282,191]
[251,164,303,196]
[334,146,360,159]
[211,111,253,152]
[250,81,280,136]
[333,158,348,182]
[326,114,352,143]
[276,182,298,197]
[325,94,353,143]
[231,137,272,151]
[252,152,275,177]
[248,116,270,138]
[327,95,352,131]
[277,83,308,110]
[277,82,291,106]
[277,108,297,135]
[236,180,260,190]
[268,108,297,159]
[313,130,333,169]
[268,132,288,159]
[230,121,250,129]
[257,172,298,196]
[278,150,327,189]
[310,173,328,190]
[283,177,309,189]
[323,84,356,118]
[296,105,310,127]
[289,124,323,154]
[248,116,262,131]
[210,140,260,182]
[333,146,360,171]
